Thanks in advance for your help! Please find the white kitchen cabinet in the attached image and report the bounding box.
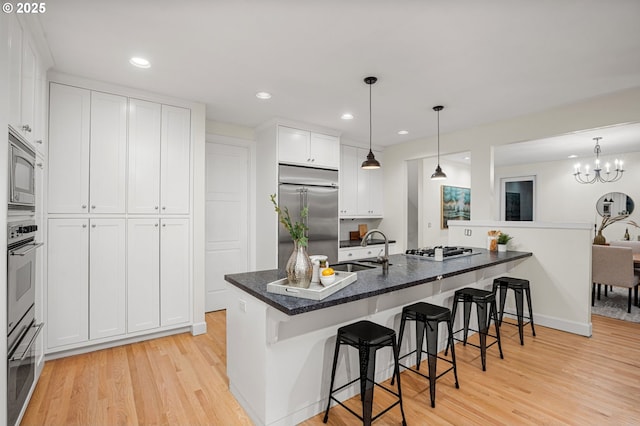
[89,92,128,213]
[8,14,23,133]
[127,219,160,332]
[47,219,89,349]
[48,84,91,214]
[128,99,161,214]
[160,219,190,326]
[129,100,191,214]
[339,145,358,216]
[20,35,37,143]
[278,126,339,169]
[89,219,126,339]
[161,105,191,214]
[338,243,397,262]
[339,145,384,218]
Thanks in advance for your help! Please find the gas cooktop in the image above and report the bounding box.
[404,246,478,260]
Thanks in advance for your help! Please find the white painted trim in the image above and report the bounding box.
[191,321,207,336]
[534,314,592,337]
[447,220,592,230]
[255,117,341,138]
[500,175,537,221]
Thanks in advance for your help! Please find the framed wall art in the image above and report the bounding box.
[441,185,471,229]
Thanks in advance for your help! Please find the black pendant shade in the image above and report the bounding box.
[361,76,381,169]
[431,105,447,180]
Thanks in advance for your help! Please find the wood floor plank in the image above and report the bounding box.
[21,312,640,425]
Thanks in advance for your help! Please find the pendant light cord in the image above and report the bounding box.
[369,82,372,151]
[436,108,440,164]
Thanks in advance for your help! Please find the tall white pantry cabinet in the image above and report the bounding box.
[46,82,192,353]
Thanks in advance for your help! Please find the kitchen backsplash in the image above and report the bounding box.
[339,218,382,241]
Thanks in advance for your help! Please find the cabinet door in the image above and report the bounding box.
[339,145,358,217]
[160,219,190,326]
[90,92,128,213]
[128,99,161,214]
[127,219,160,332]
[310,133,340,169]
[48,83,91,214]
[33,64,47,156]
[47,219,89,349]
[8,15,23,133]
[278,126,310,165]
[90,219,126,339]
[356,148,372,215]
[20,35,37,143]
[161,105,191,214]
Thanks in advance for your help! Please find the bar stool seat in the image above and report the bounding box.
[492,277,536,345]
[394,302,459,408]
[323,320,407,426]
[445,287,504,371]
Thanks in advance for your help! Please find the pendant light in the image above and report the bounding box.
[361,76,381,169]
[430,105,447,180]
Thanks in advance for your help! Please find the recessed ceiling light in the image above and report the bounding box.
[129,57,150,69]
[397,130,409,135]
[568,154,578,159]
[341,113,354,120]
[464,156,470,160]
[256,92,272,100]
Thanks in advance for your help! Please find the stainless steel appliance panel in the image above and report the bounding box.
[8,130,36,210]
[277,165,339,270]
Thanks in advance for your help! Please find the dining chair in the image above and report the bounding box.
[592,245,640,313]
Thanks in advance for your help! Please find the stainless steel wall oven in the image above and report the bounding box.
[8,129,36,211]
[7,219,43,426]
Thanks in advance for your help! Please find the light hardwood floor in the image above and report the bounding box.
[22,312,640,425]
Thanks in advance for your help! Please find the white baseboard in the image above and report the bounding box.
[191,321,207,335]
[534,313,592,337]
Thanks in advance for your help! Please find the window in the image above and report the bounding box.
[500,176,535,221]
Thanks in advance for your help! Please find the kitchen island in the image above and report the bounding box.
[224,249,532,426]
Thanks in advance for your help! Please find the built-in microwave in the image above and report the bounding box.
[8,129,36,211]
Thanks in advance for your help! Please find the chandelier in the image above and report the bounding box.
[573,137,624,184]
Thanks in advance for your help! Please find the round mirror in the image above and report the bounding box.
[596,192,635,217]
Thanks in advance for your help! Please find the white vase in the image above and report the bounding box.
[498,244,507,252]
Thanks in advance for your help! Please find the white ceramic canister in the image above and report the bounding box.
[309,255,328,283]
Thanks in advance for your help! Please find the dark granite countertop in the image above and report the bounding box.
[225,248,532,316]
[339,239,396,248]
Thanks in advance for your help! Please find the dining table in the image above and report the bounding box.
[634,253,640,266]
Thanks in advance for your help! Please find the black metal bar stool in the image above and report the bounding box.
[445,287,504,371]
[492,277,536,345]
[392,302,459,408]
[323,320,407,426]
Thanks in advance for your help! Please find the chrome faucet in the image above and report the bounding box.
[361,228,389,272]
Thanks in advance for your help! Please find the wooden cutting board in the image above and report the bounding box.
[358,224,368,238]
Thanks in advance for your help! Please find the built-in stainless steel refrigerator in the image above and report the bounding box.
[278,164,339,270]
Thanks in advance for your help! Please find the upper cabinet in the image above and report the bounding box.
[48,85,191,215]
[129,100,191,214]
[278,126,340,169]
[340,145,384,218]
[8,14,46,147]
[49,85,127,214]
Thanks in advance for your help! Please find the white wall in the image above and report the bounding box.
[381,87,640,251]
[420,158,471,247]
[496,152,640,242]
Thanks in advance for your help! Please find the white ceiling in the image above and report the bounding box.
[37,0,640,163]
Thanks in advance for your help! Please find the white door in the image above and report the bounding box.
[20,35,37,143]
[48,83,91,214]
[161,105,191,214]
[160,218,190,326]
[128,99,161,214]
[90,218,126,339]
[90,92,127,213]
[339,145,358,216]
[205,142,250,312]
[127,218,160,332]
[47,219,89,349]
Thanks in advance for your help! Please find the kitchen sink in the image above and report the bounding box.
[331,262,377,272]
[360,258,393,266]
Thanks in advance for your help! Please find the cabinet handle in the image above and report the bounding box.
[155,206,159,210]
[162,206,166,210]
[91,224,96,228]
[81,205,87,209]
[91,205,96,209]
[307,158,311,162]
[35,139,43,144]
[348,253,353,257]
[36,163,43,169]
[21,124,32,133]
[82,224,87,228]
[162,223,166,227]
[154,223,159,227]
